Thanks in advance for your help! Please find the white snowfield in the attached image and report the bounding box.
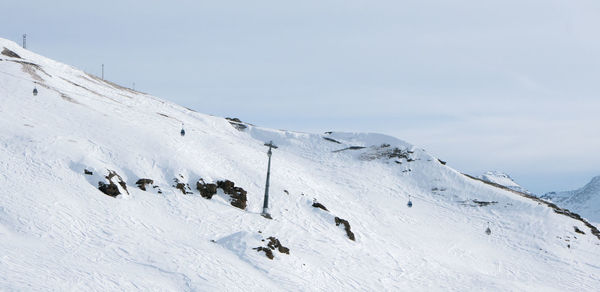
[542,176,600,227]
[1,38,599,291]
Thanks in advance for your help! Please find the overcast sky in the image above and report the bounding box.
[4,0,600,193]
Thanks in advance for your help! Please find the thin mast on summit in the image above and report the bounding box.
[261,141,278,219]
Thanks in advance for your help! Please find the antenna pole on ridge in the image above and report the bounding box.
[261,141,278,219]
[22,34,26,49]
[102,64,104,80]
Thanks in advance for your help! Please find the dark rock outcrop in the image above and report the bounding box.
[387,148,409,159]
[196,179,218,199]
[472,200,498,207]
[323,137,341,144]
[312,200,328,211]
[217,180,247,210]
[229,188,247,210]
[267,237,290,254]
[359,145,412,161]
[98,170,128,197]
[253,247,274,260]
[253,236,289,259]
[333,146,366,153]
[98,181,120,197]
[335,217,355,241]
[226,117,248,131]
[84,169,93,175]
[1,48,21,59]
[197,178,248,210]
[173,178,193,194]
[574,226,586,234]
[226,117,242,123]
[217,180,235,193]
[136,178,154,191]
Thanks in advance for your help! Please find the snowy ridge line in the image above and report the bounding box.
[463,173,600,240]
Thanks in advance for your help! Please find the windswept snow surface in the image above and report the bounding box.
[542,176,600,227]
[1,38,599,291]
[479,171,531,194]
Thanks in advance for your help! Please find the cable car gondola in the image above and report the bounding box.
[407,195,413,208]
[33,87,38,96]
[180,123,185,136]
[485,222,491,235]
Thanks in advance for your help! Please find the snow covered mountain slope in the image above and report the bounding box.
[479,171,531,194]
[1,38,599,291]
[542,176,600,227]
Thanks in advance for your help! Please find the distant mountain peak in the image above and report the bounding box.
[542,175,600,225]
[587,175,600,186]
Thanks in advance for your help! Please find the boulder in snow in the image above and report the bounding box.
[196,178,218,199]
[312,199,328,211]
[98,170,128,197]
[173,178,193,194]
[217,180,248,210]
[253,236,290,259]
[335,217,355,241]
[135,178,154,191]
